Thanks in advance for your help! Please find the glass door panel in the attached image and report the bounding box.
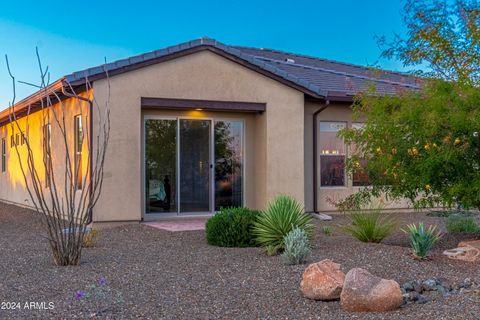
[179,119,211,213]
[145,119,177,213]
[214,120,243,210]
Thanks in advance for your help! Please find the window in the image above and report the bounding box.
[351,123,370,186]
[319,121,346,187]
[43,124,51,188]
[15,133,19,147]
[1,138,5,172]
[74,115,84,190]
[214,120,244,210]
[21,132,26,145]
[10,135,14,148]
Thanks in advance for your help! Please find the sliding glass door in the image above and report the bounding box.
[145,119,177,213]
[179,119,211,213]
[214,120,243,210]
[145,117,244,216]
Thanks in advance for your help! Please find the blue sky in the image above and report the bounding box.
[0,0,408,107]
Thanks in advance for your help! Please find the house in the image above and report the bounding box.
[0,37,420,222]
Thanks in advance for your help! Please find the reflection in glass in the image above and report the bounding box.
[179,119,211,212]
[321,156,345,186]
[214,121,243,210]
[319,121,346,187]
[351,123,370,186]
[145,119,177,213]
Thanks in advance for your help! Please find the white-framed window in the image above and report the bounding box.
[1,138,5,173]
[319,121,346,187]
[43,123,51,188]
[74,115,83,190]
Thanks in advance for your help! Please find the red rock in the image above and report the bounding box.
[300,259,345,300]
[340,268,403,312]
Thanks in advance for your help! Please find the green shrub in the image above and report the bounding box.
[340,209,398,243]
[445,215,479,234]
[253,195,314,254]
[282,227,311,265]
[265,245,278,256]
[403,223,442,259]
[321,226,333,236]
[205,207,259,247]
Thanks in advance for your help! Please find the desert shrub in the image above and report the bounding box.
[340,208,397,243]
[82,229,98,248]
[253,195,313,255]
[205,207,259,247]
[321,226,333,236]
[282,227,311,265]
[445,215,479,234]
[403,223,442,259]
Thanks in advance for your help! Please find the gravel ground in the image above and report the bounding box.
[0,203,479,320]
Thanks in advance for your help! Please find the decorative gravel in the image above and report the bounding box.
[1,202,479,319]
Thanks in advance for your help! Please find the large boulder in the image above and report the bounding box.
[300,259,345,300]
[443,240,480,262]
[340,268,403,312]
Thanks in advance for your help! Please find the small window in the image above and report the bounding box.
[10,135,14,148]
[43,124,51,188]
[74,115,84,190]
[21,132,26,145]
[351,123,370,186]
[1,138,6,172]
[319,121,346,187]
[15,133,19,147]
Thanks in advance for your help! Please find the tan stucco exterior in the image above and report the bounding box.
[0,49,413,221]
[0,92,91,209]
[91,50,305,221]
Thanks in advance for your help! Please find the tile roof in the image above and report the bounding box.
[66,37,421,99]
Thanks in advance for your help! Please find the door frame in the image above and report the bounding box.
[142,115,246,220]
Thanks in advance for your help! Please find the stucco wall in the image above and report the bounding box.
[92,50,305,221]
[306,100,411,212]
[0,92,91,211]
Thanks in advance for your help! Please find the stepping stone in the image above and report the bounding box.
[311,213,333,221]
[443,241,480,262]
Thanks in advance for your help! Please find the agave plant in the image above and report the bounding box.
[253,195,313,254]
[402,223,442,259]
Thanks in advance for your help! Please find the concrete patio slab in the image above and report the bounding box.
[143,219,207,232]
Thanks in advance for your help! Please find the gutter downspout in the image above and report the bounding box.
[312,99,330,213]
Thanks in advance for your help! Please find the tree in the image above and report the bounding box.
[338,0,480,210]
[5,50,110,265]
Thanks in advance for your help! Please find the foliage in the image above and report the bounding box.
[445,215,480,234]
[205,207,259,247]
[265,245,278,256]
[340,81,480,210]
[340,206,398,243]
[378,0,480,85]
[82,229,98,248]
[321,226,333,236]
[402,223,442,259]
[5,51,110,266]
[338,1,480,211]
[281,227,311,265]
[253,195,314,254]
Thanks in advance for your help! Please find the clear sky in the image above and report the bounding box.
[0,0,409,108]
